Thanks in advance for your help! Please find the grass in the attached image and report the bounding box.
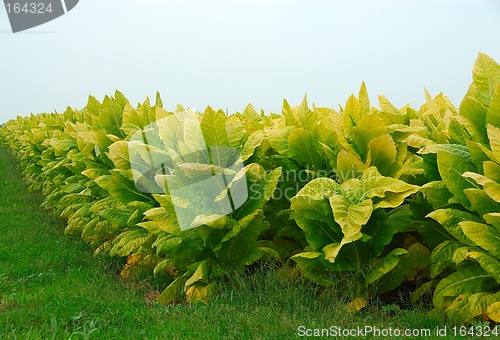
[0,146,460,339]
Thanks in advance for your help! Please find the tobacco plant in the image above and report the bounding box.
[1,53,499,323]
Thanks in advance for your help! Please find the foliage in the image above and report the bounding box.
[412,53,500,323]
[1,52,499,324]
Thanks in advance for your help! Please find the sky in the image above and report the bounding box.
[1,0,500,123]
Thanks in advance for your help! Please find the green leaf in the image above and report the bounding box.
[466,140,493,173]
[295,96,317,131]
[466,251,500,284]
[412,280,437,303]
[49,138,76,156]
[486,300,500,322]
[329,196,372,239]
[445,292,500,324]
[322,233,363,263]
[107,141,130,170]
[99,208,134,228]
[419,144,472,162]
[155,91,163,108]
[214,210,267,269]
[464,188,500,215]
[110,228,152,257]
[460,221,500,258]
[153,233,204,262]
[433,266,498,311]
[290,197,342,251]
[96,95,126,138]
[366,248,407,286]
[378,95,402,116]
[464,52,500,108]
[351,115,388,159]
[280,99,299,127]
[141,204,180,234]
[225,115,247,148]
[336,150,367,183]
[291,252,335,286]
[317,115,341,161]
[95,171,152,204]
[484,161,500,183]
[359,82,371,117]
[366,134,397,175]
[462,171,500,203]
[240,103,262,122]
[157,274,189,305]
[200,107,229,147]
[436,151,477,208]
[484,213,500,229]
[372,254,410,295]
[459,97,488,145]
[405,243,432,281]
[234,166,281,220]
[288,128,323,170]
[420,181,453,210]
[185,260,209,287]
[364,205,413,256]
[264,122,293,158]
[427,209,482,246]
[458,53,500,144]
[358,169,419,209]
[430,241,462,277]
[488,124,500,163]
[487,85,500,128]
[241,131,264,161]
[342,95,362,134]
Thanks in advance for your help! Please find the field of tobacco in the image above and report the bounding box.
[1,53,499,325]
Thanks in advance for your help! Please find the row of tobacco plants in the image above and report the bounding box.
[1,53,499,324]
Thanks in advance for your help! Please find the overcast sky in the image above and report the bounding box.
[1,0,499,123]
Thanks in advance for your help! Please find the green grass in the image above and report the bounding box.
[0,147,459,339]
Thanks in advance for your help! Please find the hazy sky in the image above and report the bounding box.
[1,0,499,123]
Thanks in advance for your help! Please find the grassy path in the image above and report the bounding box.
[0,147,176,339]
[0,147,451,339]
